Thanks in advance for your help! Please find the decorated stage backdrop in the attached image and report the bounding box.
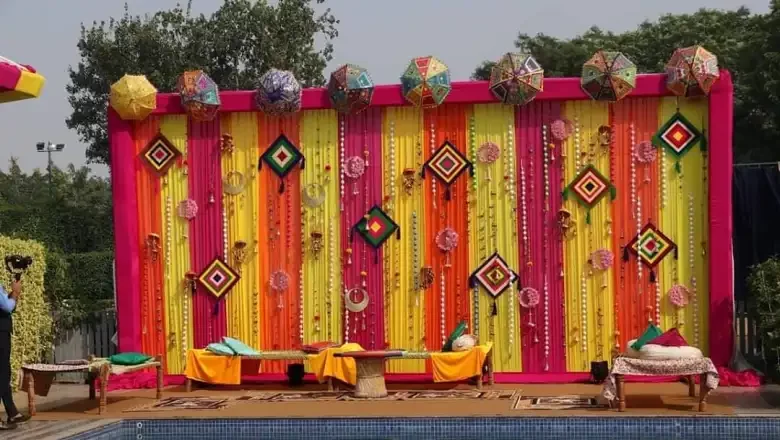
[108,73,734,376]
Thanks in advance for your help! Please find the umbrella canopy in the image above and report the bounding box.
[400,56,451,108]
[328,64,374,114]
[0,55,45,104]
[255,69,302,116]
[581,51,636,102]
[177,70,220,121]
[489,53,544,105]
[110,74,158,120]
[665,45,719,97]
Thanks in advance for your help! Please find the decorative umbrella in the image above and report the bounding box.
[400,56,451,108]
[176,70,220,121]
[110,74,157,120]
[327,64,374,114]
[581,51,636,102]
[256,69,302,115]
[665,45,719,97]
[489,53,544,105]
[0,55,45,103]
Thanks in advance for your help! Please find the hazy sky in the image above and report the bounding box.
[0,0,769,177]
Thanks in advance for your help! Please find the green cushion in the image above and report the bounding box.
[109,352,152,366]
[222,337,260,356]
[631,324,663,351]
[442,320,468,352]
[206,343,236,356]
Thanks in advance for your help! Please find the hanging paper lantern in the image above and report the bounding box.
[665,45,719,97]
[327,64,374,114]
[581,51,637,102]
[109,74,157,120]
[489,53,544,105]
[400,56,451,108]
[255,69,302,115]
[177,70,220,121]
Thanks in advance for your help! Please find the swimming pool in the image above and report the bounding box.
[67,416,780,440]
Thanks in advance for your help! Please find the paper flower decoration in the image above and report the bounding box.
[550,119,573,141]
[581,51,636,102]
[665,45,719,97]
[176,70,220,121]
[489,52,544,105]
[344,156,366,179]
[328,64,374,114]
[668,284,690,308]
[518,287,540,308]
[477,142,500,164]
[109,74,157,120]
[633,141,657,164]
[255,69,302,115]
[177,199,198,220]
[270,270,290,292]
[435,227,459,252]
[589,248,614,271]
[400,56,451,108]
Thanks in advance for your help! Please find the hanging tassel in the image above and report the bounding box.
[514,272,521,289]
[469,275,477,288]
[396,228,401,240]
[561,188,569,201]
[491,301,498,316]
[258,159,263,171]
[585,210,591,225]
[609,185,617,201]
[349,227,355,242]
[279,180,285,194]
[674,247,678,260]
[212,302,219,316]
[622,246,630,262]
[420,167,426,179]
[675,160,682,174]
[700,130,708,153]
[374,249,379,265]
[300,157,306,170]
[469,165,475,177]
[650,270,656,284]
[445,187,451,201]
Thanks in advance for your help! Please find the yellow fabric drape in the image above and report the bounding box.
[185,349,242,385]
[308,343,363,385]
[159,115,192,374]
[222,113,261,348]
[430,342,493,382]
[470,104,521,372]
[300,110,342,344]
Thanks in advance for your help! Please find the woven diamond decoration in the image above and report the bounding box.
[140,134,181,176]
[355,205,399,249]
[471,252,518,298]
[653,112,702,157]
[565,164,613,208]
[424,141,471,197]
[259,134,303,193]
[197,257,240,299]
[627,223,676,269]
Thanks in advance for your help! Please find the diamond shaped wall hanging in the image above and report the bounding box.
[563,164,615,223]
[259,134,304,193]
[626,222,676,271]
[470,252,518,299]
[653,112,702,158]
[423,140,471,200]
[353,205,399,263]
[140,134,181,176]
[197,257,241,299]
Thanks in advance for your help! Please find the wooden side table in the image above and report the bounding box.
[334,351,403,398]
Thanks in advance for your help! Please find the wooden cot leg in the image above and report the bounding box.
[476,375,483,390]
[488,353,495,386]
[615,374,626,412]
[99,364,109,415]
[327,377,333,392]
[26,371,36,417]
[156,356,163,400]
[698,373,712,412]
[687,375,696,397]
[185,378,192,393]
[88,371,96,400]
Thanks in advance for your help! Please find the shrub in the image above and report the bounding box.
[747,256,780,376]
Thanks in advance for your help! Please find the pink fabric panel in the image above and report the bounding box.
[515,102,566,372]
[707,70,734,367]
[340,108,385,349]
[108,109,142,353]
[188,118,226,347]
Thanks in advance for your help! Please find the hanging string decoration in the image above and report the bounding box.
[665,45,720,97]
[197,257,240,299]
[400,56,451,108]
[435,227,459,268]
[653,112,702,172]
[255,69,302,115]
[668,284,690,308]
[344,155,366,195]
[176,70,220,121]
[259,134,304,193]
[140,134,182,177]
[177,199,198,221]
[327,64,375,114]
[625,222,677,283]
[470,252,519,299]
[489,52,544,105]
[562,164,616,223]
[422,141,472,200]
[581,51,636,102]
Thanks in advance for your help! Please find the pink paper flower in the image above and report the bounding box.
[270,270,290,292]
[344,156,366,179]
[518,287,540,308]
[589,248,614,271]
[550,119,573,141]
[477,142,500,164]
[435,227,459,252]
[668,284,690,308]
[633,141,657,164]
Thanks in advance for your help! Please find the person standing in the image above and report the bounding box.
[0,279,28,430]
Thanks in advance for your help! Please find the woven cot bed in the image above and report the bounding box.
[22,356,163,415]
[184,348,495,391]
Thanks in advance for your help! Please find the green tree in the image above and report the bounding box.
[67,0,339,165]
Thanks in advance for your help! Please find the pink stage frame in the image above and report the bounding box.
[108,72,734,368]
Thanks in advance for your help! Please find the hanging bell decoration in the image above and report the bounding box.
[310,231,324,260]
[232,240,247,272]
[402,168,416,196]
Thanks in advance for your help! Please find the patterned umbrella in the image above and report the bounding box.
[489,53,544,105]
[110,74,157,120]
[328,64,374,114]
[256,69,302,116]
[665,46,719,97]
[400,56,451,108]
[177,70,220,121]
[581,51,636,102]
[0,55,45,104]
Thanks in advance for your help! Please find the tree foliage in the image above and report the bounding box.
[471,6,775,162]
[67,0,339,164]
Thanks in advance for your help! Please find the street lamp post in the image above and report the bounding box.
[36,142,66,196]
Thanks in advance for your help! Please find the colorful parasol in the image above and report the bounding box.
[581,51,636,102]
[327,64,374,114]
[0,55,45,103]
[110,74,157,120]
[665,45,720,97]
[256,69,302,115]
[177,70,220,121]
[400,56,451,108]
[489,53,544,105]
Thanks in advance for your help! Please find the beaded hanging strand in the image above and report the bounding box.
[505,123,514,351]
[543,124,550,212]
[574,118,582,174]
[689,194,699,347]
[389,121,397,212]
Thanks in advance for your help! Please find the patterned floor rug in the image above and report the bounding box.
[239,389,520,402]
[512,395,609,410]
[125,397,233,412]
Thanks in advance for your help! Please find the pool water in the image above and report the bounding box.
[68,417,780,440]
